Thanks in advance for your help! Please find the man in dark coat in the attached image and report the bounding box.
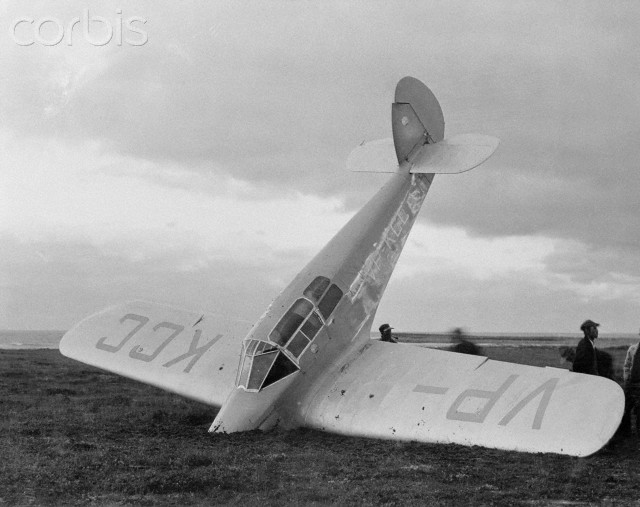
[572,319,600,375]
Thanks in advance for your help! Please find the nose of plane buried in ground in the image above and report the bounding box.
[209,374,299,433]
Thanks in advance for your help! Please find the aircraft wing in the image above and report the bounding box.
[59,300,250,407]
[301,341,624,457]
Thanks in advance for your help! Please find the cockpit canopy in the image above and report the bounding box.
[237,339,297,391]
[236,276,344,392]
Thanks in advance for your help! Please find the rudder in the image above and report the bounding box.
[392,76,445,163]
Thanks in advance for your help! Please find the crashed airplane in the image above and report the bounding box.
[60,76,624,457]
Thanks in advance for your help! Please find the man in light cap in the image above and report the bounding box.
[379,323,397,343]
[572,319,600,375]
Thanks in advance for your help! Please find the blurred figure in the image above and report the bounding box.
[621,328,640,434]
[379,323,398,343]
[559,346,576,366]
[572,319,600,375]
[449,327,482,356]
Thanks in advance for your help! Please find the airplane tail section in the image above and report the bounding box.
[392,76,445,162]
[348,76,499,174]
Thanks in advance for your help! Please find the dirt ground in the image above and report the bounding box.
[1,347,639,506]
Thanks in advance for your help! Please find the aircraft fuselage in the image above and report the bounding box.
[211,169,434,432]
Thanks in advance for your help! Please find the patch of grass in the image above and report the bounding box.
[0,348,638,506]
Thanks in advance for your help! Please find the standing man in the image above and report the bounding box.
[572,319,599,375]
[622,328,640,434]
[379,323,398,343]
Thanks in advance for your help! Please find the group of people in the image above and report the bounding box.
[573,319,640,435]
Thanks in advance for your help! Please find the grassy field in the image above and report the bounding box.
[1,346,639,506]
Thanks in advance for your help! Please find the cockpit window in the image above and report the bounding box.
[303,276,330,303]
[301,311,322,339]
[318,284,343,319]
[237,340,254,388]
[238,339,299,391]
[246,339,259,355]
[247,350,278,390]
[255,341,277,354]
[285,310,322,358]
[262,352,298,389]
[287,331,310,357]
[269,298,313,346]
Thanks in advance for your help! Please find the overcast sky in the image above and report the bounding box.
[1,1,639,333]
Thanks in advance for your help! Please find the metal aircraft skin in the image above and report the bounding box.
[60,77,624,457]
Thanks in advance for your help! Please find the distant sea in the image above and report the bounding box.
[394,332,639,349]
[0,330,638,350]
[0,330,65,350]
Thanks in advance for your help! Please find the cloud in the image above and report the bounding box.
[3,1,639,230]
[0,235,288,330]
[0,133,351,262]
[544,241,640,296]
[377,222,640,332]
[379,265,640,334]
[2,0,640,331]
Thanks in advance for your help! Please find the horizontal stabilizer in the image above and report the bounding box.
[409,134,499,174]
[59,300,250,407]
[347,138,398,173]
[348,134,499,174]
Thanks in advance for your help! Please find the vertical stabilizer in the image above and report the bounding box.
[392,76,445,163]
